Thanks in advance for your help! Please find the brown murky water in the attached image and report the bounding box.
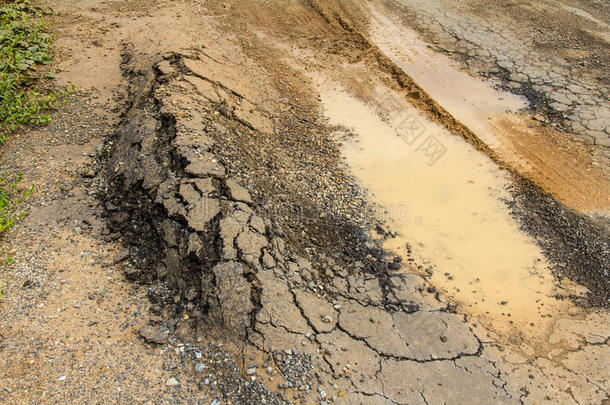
[318,84,587,345]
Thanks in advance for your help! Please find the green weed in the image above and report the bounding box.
[0,171,33,233]
[0,0,69,143]
[0,1,68,236]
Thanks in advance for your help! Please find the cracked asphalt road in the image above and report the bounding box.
[386,0,610,151]
[106,55,515,404]
[103,43,609,403]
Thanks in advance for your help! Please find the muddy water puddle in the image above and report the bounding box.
[318,84,589,347]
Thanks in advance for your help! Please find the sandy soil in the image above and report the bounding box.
[0,0,608,404]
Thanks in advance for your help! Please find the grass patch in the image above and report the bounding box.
[1,0,65,142]
[0,0,68,237]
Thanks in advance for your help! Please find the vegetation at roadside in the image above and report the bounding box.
[0,171,32,233]
[0,0,67,237]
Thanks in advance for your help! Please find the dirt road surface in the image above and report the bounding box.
[0,1,608,404]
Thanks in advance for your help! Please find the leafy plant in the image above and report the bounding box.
[0,0,67,143]
[0,1,68,237]
[0,171,33,233]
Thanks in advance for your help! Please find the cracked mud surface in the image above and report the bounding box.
[0,0,608,404]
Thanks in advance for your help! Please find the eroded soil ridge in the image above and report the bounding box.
[101,53,519,404]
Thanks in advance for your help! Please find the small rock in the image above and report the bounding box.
[225,179,253,203]
[262,250,276,268]
[166,377,179,386]
[124,267,139,281]
[112,249,130,264]
[139,325,169,344]
[79,168,96,178]
[388,262,401,270]
[185,157,225,178]
[156,60,175,76]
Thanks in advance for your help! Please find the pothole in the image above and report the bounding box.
[318,84,592,350]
